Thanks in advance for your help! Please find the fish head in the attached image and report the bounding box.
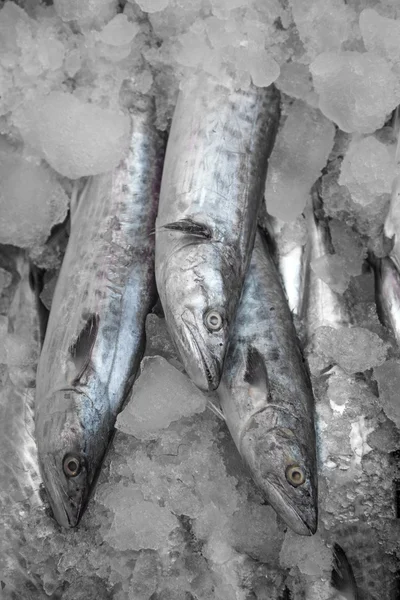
[159,220,236,391]
[35,388,99,528]
[241,406,318,536]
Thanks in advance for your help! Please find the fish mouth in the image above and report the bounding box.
[265,479,317,536]
[181,315,221,391]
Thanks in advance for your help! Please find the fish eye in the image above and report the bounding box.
[63,453,82,478]
[204,309,223,332]
[285,465,306,487]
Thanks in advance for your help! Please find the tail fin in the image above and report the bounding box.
[331,543,359,600]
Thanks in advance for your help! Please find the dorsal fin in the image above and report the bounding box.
[162,218,212,239]
[68,313,99,385]
[244,346,269,397]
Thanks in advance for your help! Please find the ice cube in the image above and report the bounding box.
[311,254,351,293]
[53,0,118,29]
[135,0,170,12]
[279,529,332,576]
[129,551,160,600]
[14,92,131,179]
[0,267,12,291]
[339,136,397,207]
[275,62,319,107]
[374,359,400,428]
[289,0,355,59]
[349,416,374,464]
[360,9,400,65]
[228,504,284,564]
[310,51,400,133]
[62,577,110,600]
[98,14,140,46]
[313,326,388,374]
[0,154,69,248]
[116,356,207,440]
[265,100,335,221]
[103,485,179,551]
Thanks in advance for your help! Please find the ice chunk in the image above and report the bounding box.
[228,504,284,564]
[64,49,81,78]
[275,62,319,107]
[350,416,374,464]
[0,267,12,291]
[265,100,335,221]
[289,0,355,59]
[367,416,400,453]
[374,359,400,428]
[15,92,131,179]
[339,136,397,206]
[0,154,69,248]
[313,326,388,374]
[116,356,207,440]
[279,529,332,576]
[62,577,110,600]
[101,483,180,551]
[329,219,366,277]
[129,552,160,600]
[0,2,32,60]
[53,0,118,28]
[311,254,351,293]
[360,9,400,65]
[310,51,400,133]
[135,0,170,13]
[98,14,139,46]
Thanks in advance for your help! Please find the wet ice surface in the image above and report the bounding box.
[1,0,400,599]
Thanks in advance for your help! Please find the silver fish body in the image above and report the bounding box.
[0,249,46,598]
[301,193,352,335]
[155,75,280,391]
[261,211,305,316]
[35,99,164,528]
[373,254,400,343]
[218,230,318,535]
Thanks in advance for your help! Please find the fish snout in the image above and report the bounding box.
[179,311,223,391]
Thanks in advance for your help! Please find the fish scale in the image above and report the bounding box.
[35,97,165,528]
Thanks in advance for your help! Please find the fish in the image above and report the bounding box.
[35,96,164,529]
[384,106,400,271]
[155,74,280,391]
[372,254,400,343]
[301,189,352,335]
[0,247,47,599]
[260,208,306,316]
[330,543,359,600]
[302,543,359,599]
[218,229,318,536]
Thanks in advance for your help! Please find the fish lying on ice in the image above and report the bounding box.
[301,189,352,335]
[155,75,280,391]
[372,254,400,343]
[218,229,317,536]
[35,97,164,528]
[260,209,306,316]
[0,248,47,599]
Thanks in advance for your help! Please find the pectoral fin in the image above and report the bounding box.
[68,313,99,385]
[162,218,212,239]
